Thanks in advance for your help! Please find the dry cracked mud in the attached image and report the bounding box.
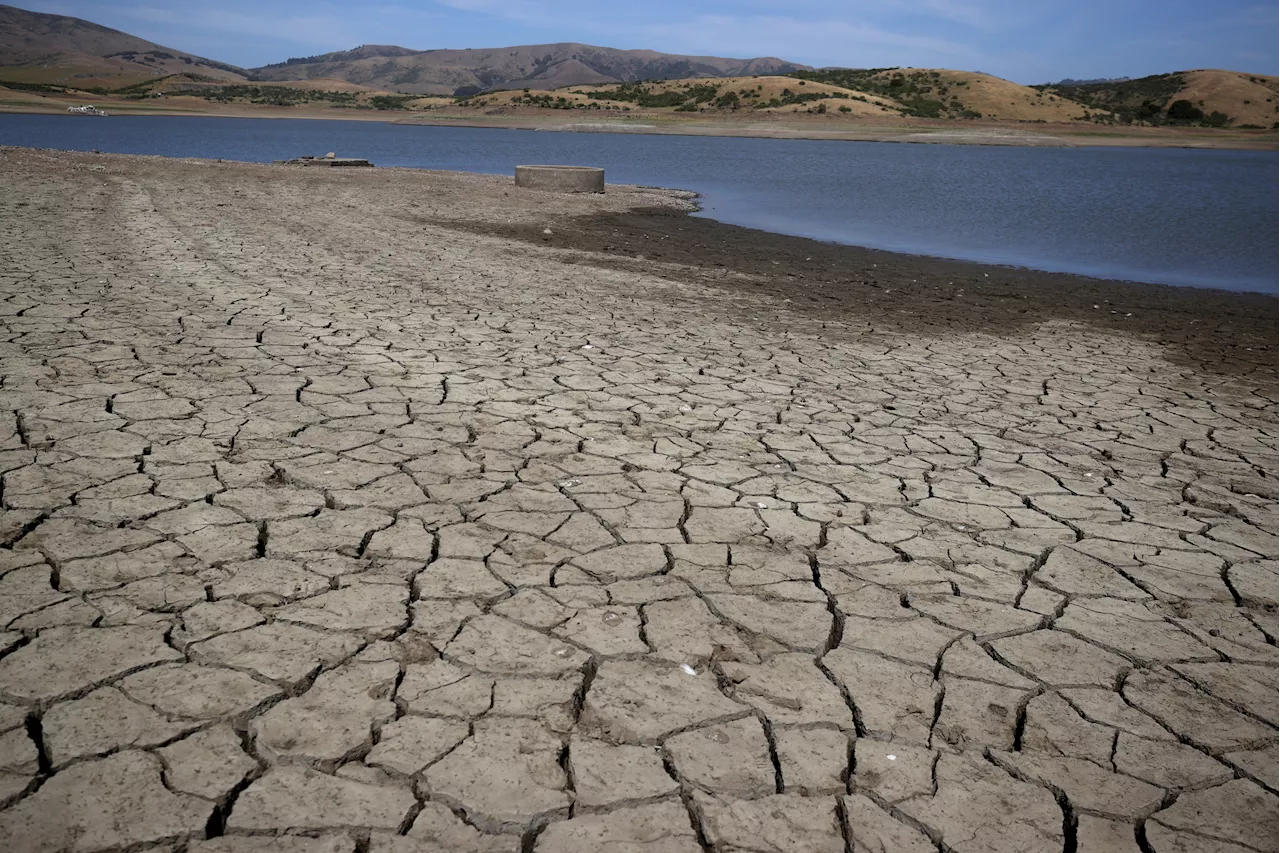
[0,146,1275,853]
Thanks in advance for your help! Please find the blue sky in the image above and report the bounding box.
[22,0,1280,83]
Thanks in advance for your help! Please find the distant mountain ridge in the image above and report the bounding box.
[255,45,421,69]
[0,3,245,86]
[1047,76,1131,86]
[246,42,809,96]
[0,2,1274,128]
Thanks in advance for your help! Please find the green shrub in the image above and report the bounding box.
[1167,99,1203,121]
[577,82,718,108]
[0,80,69,93]
[370,95,415,110]
[901,98,944,118]
[687,84,720,103]
[198,85,361,107]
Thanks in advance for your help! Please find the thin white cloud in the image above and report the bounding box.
[1236,4,1279,26]
[433,0,547,26]
[436,0,1004,37]
[635,14,978,67]
[879,0,1001,31]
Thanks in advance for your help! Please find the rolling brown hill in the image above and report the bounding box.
[904,70,1100,121]
[248,43,809,96]
[1039,69,1278,127]
[1155,69,1277,126]
[461,74,1100,123]
[790,67,1103,120]
[0,3,245,87]
[470,76,904,117]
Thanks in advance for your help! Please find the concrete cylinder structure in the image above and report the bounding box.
[515,165,605,193]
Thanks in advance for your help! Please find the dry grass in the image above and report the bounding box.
[878,69,1097,121]
[578,75,892,103]
[1175,70,1278,126]
[756,97,898,117]
[467,75,902,117]
[253,77,385,94]
[453,72,1100,122]
[475,88,603,106]
[404,95,456,109]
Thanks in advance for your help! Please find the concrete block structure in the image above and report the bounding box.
[515,165,605,193]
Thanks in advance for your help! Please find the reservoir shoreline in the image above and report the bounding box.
[3,145,1271,379]
[2,98,1276,151]
[1,117,1275,294]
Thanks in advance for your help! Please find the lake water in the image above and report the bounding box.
[1,113,1275,292]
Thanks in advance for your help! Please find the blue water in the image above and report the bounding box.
[2,113,1275,292]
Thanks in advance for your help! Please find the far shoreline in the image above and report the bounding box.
[0,135,1274,295]
[2,144,1274,379]
[1,98,1276,151]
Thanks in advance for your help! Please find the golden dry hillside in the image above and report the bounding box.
[898,69,1098,121]
[1042,69,1278,127]
[404,95,455,109]
[452,70,1102,122]
[459,68,1105,122]
[1174,70,1277,126]
[787,67,1100,120]
[584,76,898,107]
[459,75,907,117]
[408,69,1279,128]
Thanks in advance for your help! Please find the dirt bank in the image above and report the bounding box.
[438,203,1278,381]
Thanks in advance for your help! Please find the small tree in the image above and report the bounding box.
[714,91,739,109]
[1167,99,1204,121]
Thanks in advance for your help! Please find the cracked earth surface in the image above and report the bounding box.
[0,146,1276,853]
